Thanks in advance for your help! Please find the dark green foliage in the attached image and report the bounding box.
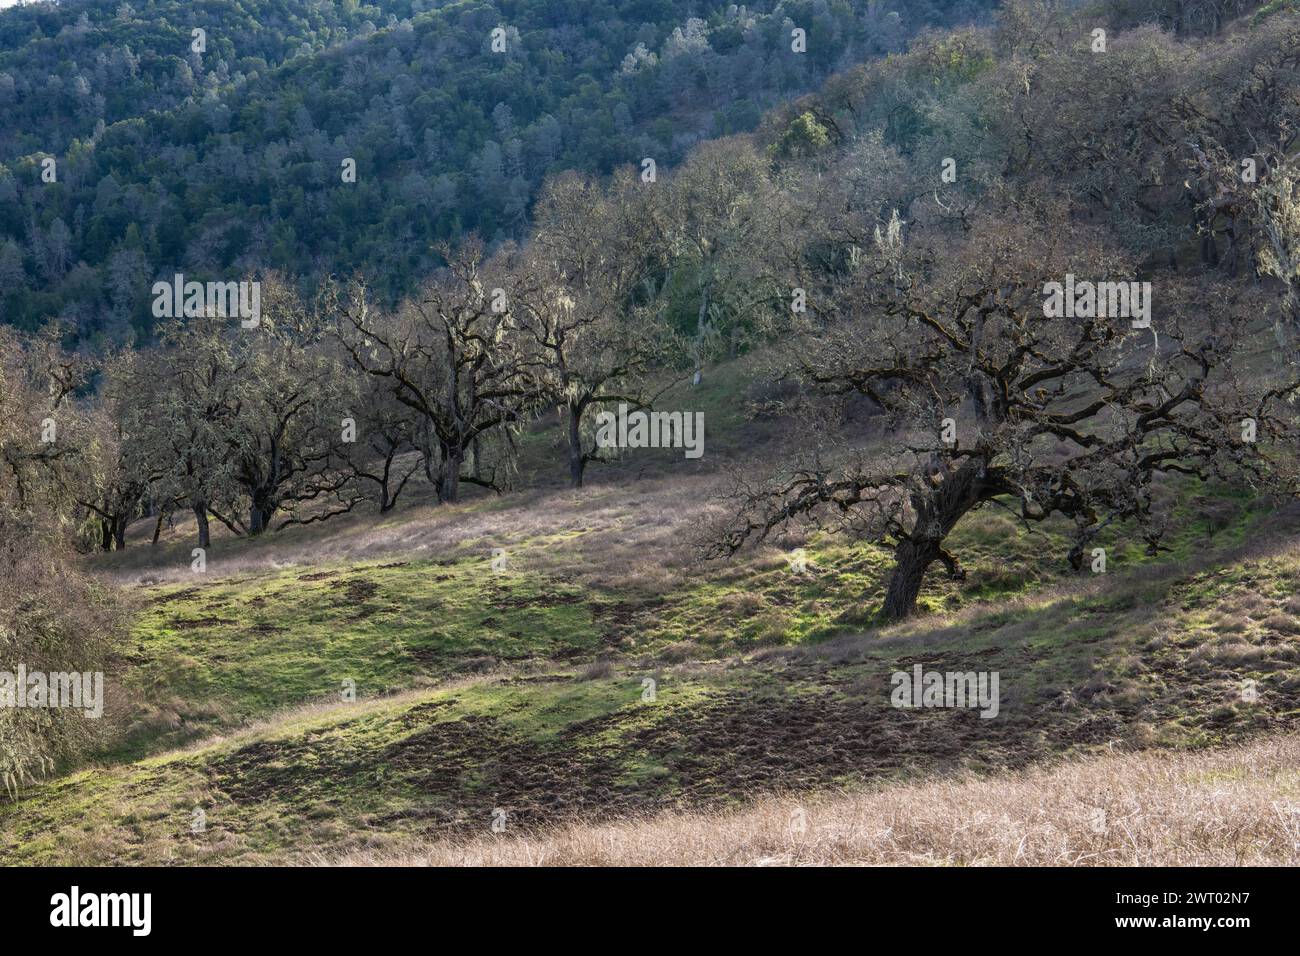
[0,0,998,348]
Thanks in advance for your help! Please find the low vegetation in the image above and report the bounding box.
[323,736,1300,866]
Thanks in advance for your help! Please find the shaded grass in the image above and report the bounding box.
[7,525,1300,865]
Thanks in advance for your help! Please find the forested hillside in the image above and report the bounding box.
[0,0,996,347]
[0,0,422,162]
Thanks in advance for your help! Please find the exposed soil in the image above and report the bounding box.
[169,615,235,630]
[330,578,380,604]
[590,600,651,647]
[147,587,202,606]
[487,588,585,611]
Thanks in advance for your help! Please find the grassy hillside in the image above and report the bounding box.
[6,517,1300,864]
[3,355,1298,865]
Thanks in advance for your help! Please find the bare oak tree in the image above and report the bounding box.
[711,212,1300,621]
[334,240,544,503]
[333,368,421,513]
[525,174,668,486]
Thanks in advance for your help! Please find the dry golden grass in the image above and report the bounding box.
[320,735,1300,866]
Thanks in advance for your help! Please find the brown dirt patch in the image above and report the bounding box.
[300,570,341,582]
[169,615,234,630]
[329,578,380,604]
[148,587,202,606]
[488,589,585,611]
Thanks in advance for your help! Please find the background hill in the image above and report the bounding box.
[0,0,997,347]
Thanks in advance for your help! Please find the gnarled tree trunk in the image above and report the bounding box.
[192,500,211,549]
[879,460,990,622]
[249,491,275,534]
[567,402,585,488]
[440,446,462,502]
[882,538,941,621]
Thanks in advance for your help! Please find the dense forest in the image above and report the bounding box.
[0,0,997,347]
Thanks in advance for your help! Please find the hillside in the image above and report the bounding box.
[2,0,1300,879]
[0,0,997,347]
[330,737,1300,866]
[3,352,1300,864]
